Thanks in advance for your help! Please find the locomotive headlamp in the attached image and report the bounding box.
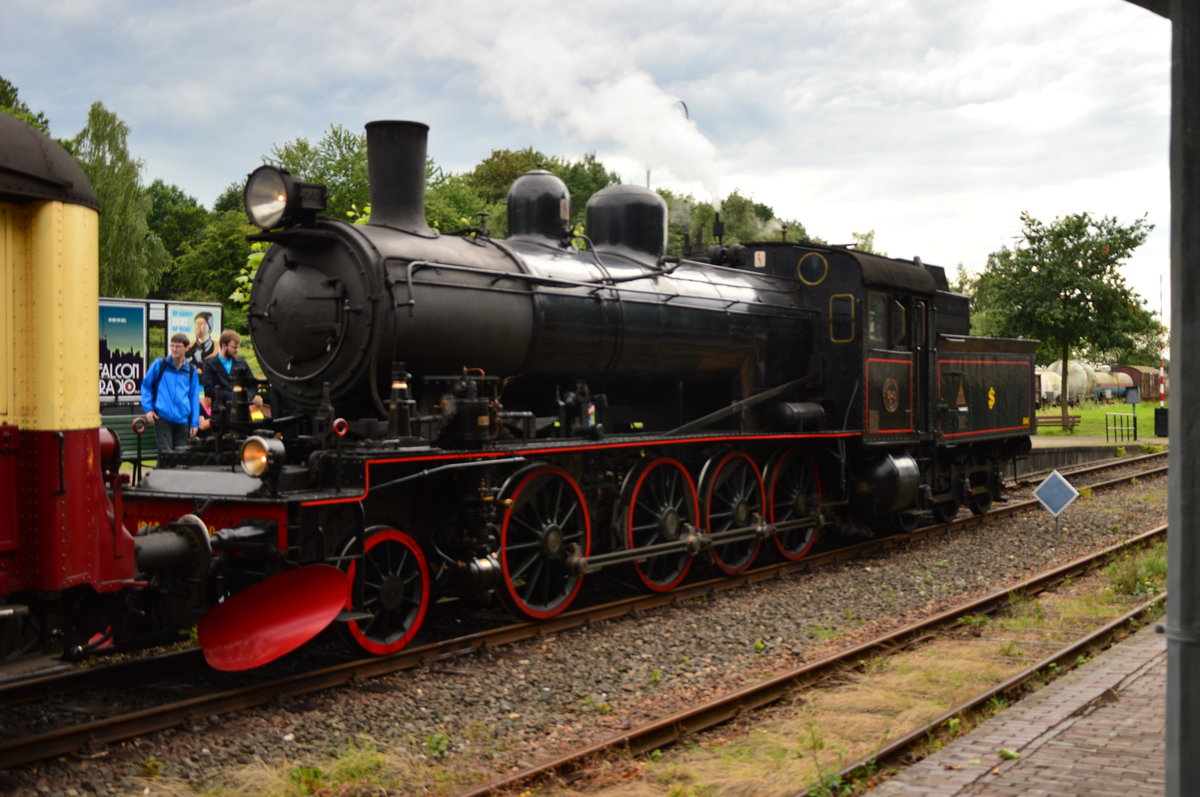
[240,435,286,478]
[244,165,327,230]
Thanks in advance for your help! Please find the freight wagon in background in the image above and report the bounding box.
[1115,364,1166,402]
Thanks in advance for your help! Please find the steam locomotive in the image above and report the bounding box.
[0,116,1036,671]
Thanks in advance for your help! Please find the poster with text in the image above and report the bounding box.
[167,302,222,369]
[99,301,147,405]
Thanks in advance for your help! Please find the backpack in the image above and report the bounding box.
[149,356,195,407]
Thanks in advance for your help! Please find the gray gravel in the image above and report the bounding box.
[0,472,1167,797]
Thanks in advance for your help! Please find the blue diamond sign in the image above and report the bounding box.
[1033,470,1079,517]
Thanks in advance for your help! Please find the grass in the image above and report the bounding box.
[1035,399,1167,438]
[583,544,1169,797]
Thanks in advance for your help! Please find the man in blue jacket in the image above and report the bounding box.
[141,333,201,454]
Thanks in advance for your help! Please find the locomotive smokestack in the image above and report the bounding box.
[365,121,432,234]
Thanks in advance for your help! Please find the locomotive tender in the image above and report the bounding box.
[0,116,1036,670]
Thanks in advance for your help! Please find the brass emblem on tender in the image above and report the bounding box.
[988,386,996,410]
[882,378,900,413]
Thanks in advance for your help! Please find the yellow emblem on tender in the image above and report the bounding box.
[987,387,996,410]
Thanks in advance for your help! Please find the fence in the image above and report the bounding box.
[1105,412,1138,442]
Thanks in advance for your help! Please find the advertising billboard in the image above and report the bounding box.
[99,299,222,406]
[99,300,148,405]
[167,302,222,368]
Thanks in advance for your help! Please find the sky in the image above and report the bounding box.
[2,0,1173,314]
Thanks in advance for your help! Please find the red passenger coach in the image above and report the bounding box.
[1,114,338,668]
[0,114,139,615]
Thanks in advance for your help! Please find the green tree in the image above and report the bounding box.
[175,210,255,328]
[656,188,812,257]
[269,124,369,221]
[950,265,1007,337]
[72,102,170,296]
[1082,314,1166,367]
[556,152,621,224]
[981,211,1155,425]
[850,229,882,255]
[145,179,208,257]
[465,147,549,205]
[0,76,50,133]
[425,160,501,234]
[213,182,244,213]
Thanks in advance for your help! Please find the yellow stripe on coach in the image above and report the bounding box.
[0,198,100,432]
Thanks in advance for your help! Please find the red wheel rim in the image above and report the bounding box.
[626,457,698,592]
[343,528,429,655]
[767,449,821,561]
[500,465,591,619]
[703,451,764,575]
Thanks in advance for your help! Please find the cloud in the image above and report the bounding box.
[3,0,1172,308]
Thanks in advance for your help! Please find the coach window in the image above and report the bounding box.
[891,299,909,347]
[830,294,855,342]
[868,293,887,345]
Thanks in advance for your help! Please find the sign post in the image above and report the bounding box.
[1032,470,1080,533]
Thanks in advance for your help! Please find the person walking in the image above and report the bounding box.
[141,333,201,453]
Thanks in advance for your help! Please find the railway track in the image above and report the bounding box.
[457,524,1168,797]
[1011,449,1167,491]
[0,453,1166,772]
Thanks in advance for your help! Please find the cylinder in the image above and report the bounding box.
[853,453,920,518]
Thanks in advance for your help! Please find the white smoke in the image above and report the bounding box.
[385,0,723,202]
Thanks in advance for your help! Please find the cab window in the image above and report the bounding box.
[891,299,909,347]
[868,293,887,344]
[830,294,855,343]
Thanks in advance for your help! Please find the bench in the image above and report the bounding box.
[1036,414,1081,430]
[100,413,156,480]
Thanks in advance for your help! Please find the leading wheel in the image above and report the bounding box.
[499,465,591,620]
[338,526,430,656]
[931,501,959,524]
[701,451,765,575]
[765,449,821,561]
[968,492,994,515]
[623,457,698,592]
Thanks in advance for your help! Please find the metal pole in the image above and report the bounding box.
[1162,274,1167,408]
[1166,2,1200,793]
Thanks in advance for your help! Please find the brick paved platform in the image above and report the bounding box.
[871,623,1166,796]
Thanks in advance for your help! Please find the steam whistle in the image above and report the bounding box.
[712,212,726,246]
